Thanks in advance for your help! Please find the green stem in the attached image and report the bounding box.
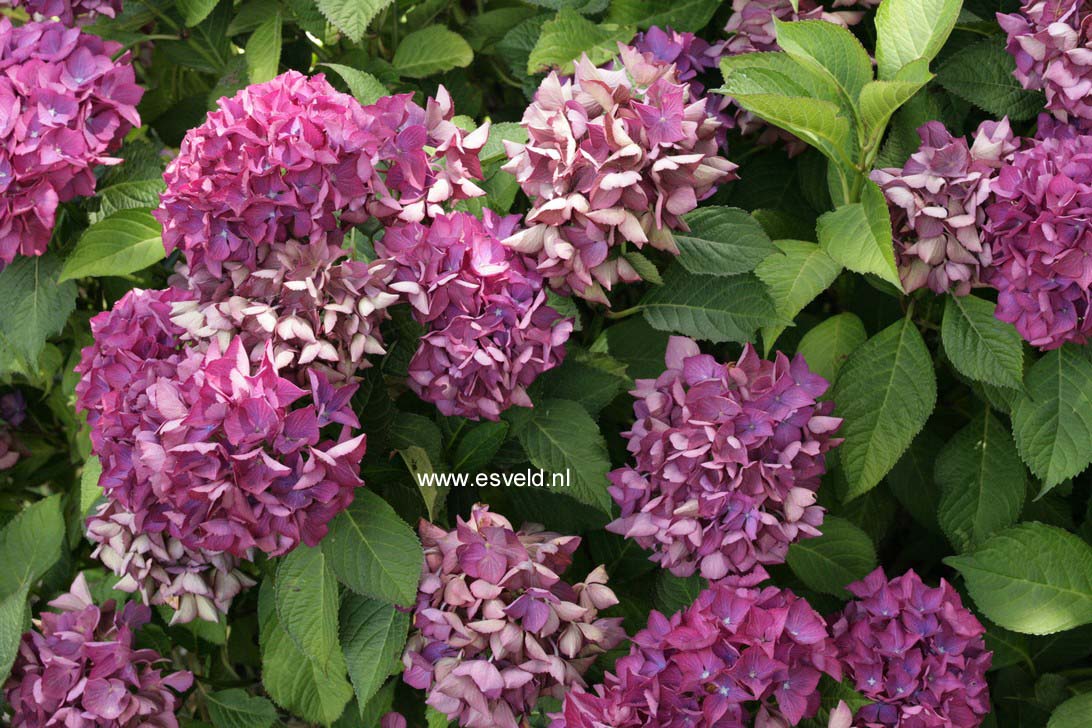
[604,305,643,320]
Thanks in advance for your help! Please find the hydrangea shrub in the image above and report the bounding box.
[1,1,1091,727]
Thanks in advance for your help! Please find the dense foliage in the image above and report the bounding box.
[0,0,1091,727]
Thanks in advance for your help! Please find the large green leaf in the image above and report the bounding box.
[605,0,720,31]
[340,594,410,714]
[675,207,775,277]
[942,294,1025,391]
[1012,346,1092,492]
[512,398,612,513]
[935,410,1026,552]
[640,266,779,344]
[91,179,167,223]
[315,0,393,42]
[207,689,277,728]
[796,313,867,385]
[452,421,510,474]
[322,64,387,105]
[1049,693,1092,728]
[858,60,933,149]
[527,9,634,74]
[0,495,65,598]
[60,209,165,282]
[274,546,340,670]
[177,0,219,26]
[720,52,843,108]
[80,457,104,517]
[725,92,854,168]
[786,516,877,596]
[946,523,1092,635]
[655,572,706,614]
[259,581,352,726]
[774,19,873,104]
[322,490,423,606]
[245,12,282,84]
[816,180,902,290]
[832,318,936,500]
[0,585,27,689]
[937,36,1044,121]
[0,253,77,370]
[393,26,474,78]
[755,239,841,352]
[874,0,962,79]
[530,350,630,415]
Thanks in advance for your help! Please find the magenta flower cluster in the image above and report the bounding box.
[378,211,572,420]
[0,18,141,266]
[999,0,1092,123]
[607,336,842,580]
[871,119,1018,295]
[831,568,992,728]
[503,49,736,303]
[155,71,486,281]
[552,575,843,727]
[402,504,626,728]
[3,574,192,727]
[984,116,1092,349]
[6,0,122,24]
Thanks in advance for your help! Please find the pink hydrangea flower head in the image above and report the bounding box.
[998,0,1092,122]
[378,211,573,420]
[0,18,142,265]
[0,427,22,470]
[8,0,122,24]
[402,504,626,728]
[831,568,992,727]
[607,336,842,580]
[871,119,1018,295]
[984,117,1092,349]
[87,499,257,624]
[3,573,193,727]
[171,241,400,385]
[502,49,737,303]
[551,576,842,727]
[0,390,27,427]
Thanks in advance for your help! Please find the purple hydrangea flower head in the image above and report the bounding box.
[3,573,193,727]
[0,427,21,470]
[998,0,1092,122]
[984,116,1092,348]
[502,49,737,303]
[87,499,256,624]
[7,0,122,24]
[171,241,400,385]
[0,19,142,265]
[552,576,842,727]
[607,336,842,580]
[378,211,573,420]
[381,714,407,728]
[402,504,626,728]
[156,71,487,280]
[0,389,26,427]
[831,568,992,728]
[871,119,1018,295]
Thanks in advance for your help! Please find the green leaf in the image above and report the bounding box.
[942,294,1025,391]
[654,572,706,614]
[755,239,841,352]
[817,180,902,290]
[245,12,282,84]
[675,206,775,277]
[0,495,65,597]
[640,266,779,344]
[946,522,1092,635]
[530,350,630,415]
[275,546,340,670]
[512,398,613,514]
[1012,346,1092,492]
[724,92,854,168]
[832,318,937,500]
[937,37,1044,121]
[858,60,933,144]
[452,421,509,474]
[177,0,219,26]
[207,689,277,728]
[480,122,529,164]
[322,64,387,106]
[936,410,1026,552]
[315,0,393,43]
[80,457,104,517]
[874,0,961,79]
[622,250,663,286]
[91,179,167,223]
[0,253,77,369]
[340,594,410,713]
[259,581,353,726]
[786,516,877,596]
[393,26,474,78]
[527,9,634,74]
[60,208,164,282]
[322,490,423,606]
[605,0,720,31]
[1048,693,1092,728]
[774,19,873,104]
[796,313,867,385]
[0,586,27,688]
